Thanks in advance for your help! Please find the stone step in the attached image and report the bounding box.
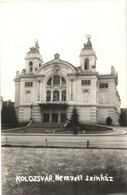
[29,122,63,128]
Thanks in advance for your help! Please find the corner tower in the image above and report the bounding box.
[79,35,97,72]
[25,40,43,74]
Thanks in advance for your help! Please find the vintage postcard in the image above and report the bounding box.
[1,1,127,195]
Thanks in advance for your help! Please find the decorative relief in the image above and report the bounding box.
[36,75,45,81]
[54,53,60,60]
[68,74,76,81]
[25,91,31,103]
[83,90,89,102]
[53,64,59,73]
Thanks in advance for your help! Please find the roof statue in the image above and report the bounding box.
[34,39,40,50]
[29,39,40,52]
[54,53,60,60]
[83,34,92,50]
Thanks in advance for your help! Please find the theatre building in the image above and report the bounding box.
[14,36,121,126]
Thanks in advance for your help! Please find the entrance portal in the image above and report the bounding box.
[52,113,58,123]
[41,104,68,124]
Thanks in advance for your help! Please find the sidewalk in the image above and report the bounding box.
[2,125,127,136]
[2,129,126,136]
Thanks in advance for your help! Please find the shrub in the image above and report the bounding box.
[119,109,127,126]
[1,103,18,127]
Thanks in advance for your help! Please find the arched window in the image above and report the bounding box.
[46,76,67,102]
[53,91,59,101]
[47,75,66,86]
[46,91,51,102]
[62,90,66,101]
[47,77,52,86]
[29,61,33,72]
[62,77,66,85]
[84,58,89,70]
[53,75,60,86]
[29,61,33,65]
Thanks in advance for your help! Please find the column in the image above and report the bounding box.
[72,79,76,101]
[15,81,20,107]
[59,90,62,102]
[37,81,40,101]
[39,80,42,101]
[49,107,52,123]
[68,79,72,101]
[71,79,73,100]
[40,79,44,101]
[51,90,53,102]
[58,108,61,123]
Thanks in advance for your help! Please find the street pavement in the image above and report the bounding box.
[1,127,127,149]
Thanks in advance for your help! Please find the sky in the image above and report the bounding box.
[0,0,127,107]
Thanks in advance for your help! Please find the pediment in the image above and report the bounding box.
[36,60,77,76]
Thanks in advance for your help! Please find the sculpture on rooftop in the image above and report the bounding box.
[34,39,40,50]
[83,34,92,49]
[29,39,40,51]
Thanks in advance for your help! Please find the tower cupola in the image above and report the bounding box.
[79,35,97,72]
[25,40,43,74]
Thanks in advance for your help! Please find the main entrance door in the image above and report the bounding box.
[52,113,58,123]
[42,106,67,124]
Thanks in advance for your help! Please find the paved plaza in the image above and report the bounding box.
[1,126,127,149]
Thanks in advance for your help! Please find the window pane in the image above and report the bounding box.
[47,77,52,85]
[82,80,90,85]
[62,90,66,101]
[46,91,51,101]
[99,83,108,88]
[106,83,108,88]
[29,65,33,72]
[53,91,59,101]
[29,61,33,65]
[53,75,60,86]
[25,82,33,87]
[62,77,66,85]
[84,58,89,70]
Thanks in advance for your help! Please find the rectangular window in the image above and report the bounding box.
[99,83,108,88]
[25,82,33,87]
[82,80,91,85]
[43,113,50,123]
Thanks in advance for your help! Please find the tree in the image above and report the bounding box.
[106,117,112,125]
[69,106,79,134]
[1,102,18,127]
[119,109,127,126]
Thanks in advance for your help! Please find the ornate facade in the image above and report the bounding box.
[14,36,121,125]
